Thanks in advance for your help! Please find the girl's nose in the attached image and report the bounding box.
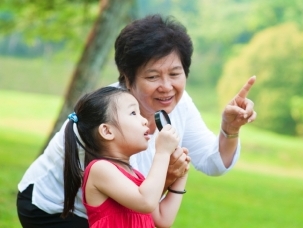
[142,116,148,126]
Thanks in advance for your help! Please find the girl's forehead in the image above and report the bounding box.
[117,93,138,106]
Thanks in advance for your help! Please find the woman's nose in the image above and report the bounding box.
[158,78,173,92]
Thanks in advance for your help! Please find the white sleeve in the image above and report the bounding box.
[181,94,240,176]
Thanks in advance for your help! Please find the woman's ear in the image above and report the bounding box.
[98,124,115,140]
[124,76,131,91]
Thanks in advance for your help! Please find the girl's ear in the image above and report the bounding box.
[98,124,115,140]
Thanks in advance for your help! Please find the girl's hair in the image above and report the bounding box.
[62,86,129,218]
[115,14,193,88]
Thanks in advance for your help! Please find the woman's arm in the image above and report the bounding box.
[219,76,257,167]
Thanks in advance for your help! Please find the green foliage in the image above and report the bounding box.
[290,96,303,136]
[1,0,302,89]
[0,0,100,52]
[217,22,303,135]
[169,0,303,86]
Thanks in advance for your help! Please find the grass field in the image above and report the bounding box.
[0,89,302,228]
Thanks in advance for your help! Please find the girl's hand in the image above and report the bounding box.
[155,124,179,155]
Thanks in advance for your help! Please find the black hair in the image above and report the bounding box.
[61,86,130,218]
[115,14,193,88]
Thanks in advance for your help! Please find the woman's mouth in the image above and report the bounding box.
[156,96,173,105]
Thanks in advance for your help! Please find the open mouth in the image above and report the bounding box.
[144,129,149,136]
[144,130,150,140]
[156,96,173,101]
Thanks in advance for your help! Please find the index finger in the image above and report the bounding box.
[237,75,256,98]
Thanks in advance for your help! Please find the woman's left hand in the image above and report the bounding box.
[221,76,257,133]
[164,147,190,190]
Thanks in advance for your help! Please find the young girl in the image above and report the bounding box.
[62,86,189,228]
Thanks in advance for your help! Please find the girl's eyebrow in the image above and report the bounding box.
[128,103,138,109]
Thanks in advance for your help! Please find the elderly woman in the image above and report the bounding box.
[17,14,256,228]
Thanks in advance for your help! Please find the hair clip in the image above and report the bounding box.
[68,112,78,123]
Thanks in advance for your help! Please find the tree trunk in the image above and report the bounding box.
[39,0,135,154]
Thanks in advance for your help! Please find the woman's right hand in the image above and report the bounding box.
[155,124,179,155]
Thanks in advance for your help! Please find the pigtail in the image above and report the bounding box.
[62,120,82,218]
[61,86,128,218]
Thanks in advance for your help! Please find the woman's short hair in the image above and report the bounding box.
[115,14,193,88]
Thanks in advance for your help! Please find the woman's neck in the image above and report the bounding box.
[147,120,157,134]
[141,112,157,134]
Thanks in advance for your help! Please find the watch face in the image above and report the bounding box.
[154,110,171,131]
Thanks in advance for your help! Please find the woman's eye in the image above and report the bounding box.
[131,111,136,115]
[146,76,157,80]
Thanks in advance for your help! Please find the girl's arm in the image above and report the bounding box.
[152,172,189,228]
[86,124,179,213]
[87,153,170,213]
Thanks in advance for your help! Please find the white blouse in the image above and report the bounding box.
[18,87,240,218]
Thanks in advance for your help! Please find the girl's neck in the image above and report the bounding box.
[101,156,136,176]
[102,156,130,167]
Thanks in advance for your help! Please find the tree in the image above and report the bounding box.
[39,0,135,153]
[217,22,303,135]
[168,0,303,87]
[1,0,136,152]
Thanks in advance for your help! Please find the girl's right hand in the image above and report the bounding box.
[155,124,179,155]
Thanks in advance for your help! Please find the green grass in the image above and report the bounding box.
[0,90,63,228]
[0,56,73,95]
[1,89,302,228]
[179,170,303,228]
[0,54,119,96]
[0,55,302,227]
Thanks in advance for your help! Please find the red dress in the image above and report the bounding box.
[82,160,155,228]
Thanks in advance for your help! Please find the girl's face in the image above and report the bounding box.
[128,51,186,118]
[114,93,150,154]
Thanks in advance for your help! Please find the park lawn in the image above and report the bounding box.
[0,90,302,228]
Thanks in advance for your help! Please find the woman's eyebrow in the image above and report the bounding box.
[145,66,183,73]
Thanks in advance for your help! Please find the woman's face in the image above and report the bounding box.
[128,51,186,118]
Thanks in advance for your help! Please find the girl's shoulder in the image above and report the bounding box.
[84,159,115,177]
[87,159,117,171]
[87,159,132,176]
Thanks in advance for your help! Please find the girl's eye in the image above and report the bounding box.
[131,111,136,115]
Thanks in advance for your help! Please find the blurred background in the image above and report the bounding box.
[0,0,302,227]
